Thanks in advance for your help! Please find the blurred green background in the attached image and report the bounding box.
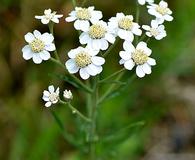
[0,0,195,159]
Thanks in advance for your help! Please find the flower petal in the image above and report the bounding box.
[142,63,152,74]
[79,68,90,80]
[119,51,131,61]
[40,50,51,60]
[32,54,42,64]
[91,56,105,65]
[24,33,35,43]
[45,102,52,107]
[136,65,145,78]
[48,85,55,93]
[124,59,135,70]
[22,45,33,60]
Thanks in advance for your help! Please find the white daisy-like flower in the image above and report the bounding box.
[119,41,156,78]
[108,13,142,42]
[65,46,105,80]
[65,6,103,32]
[35,9,63,24]
[42,85,60,107]
[63,90,73,101]
[138,0,154,5]
[147,0,173,24]
[79,20,116,51]
[22,30,55,64]
[142,20,166,40]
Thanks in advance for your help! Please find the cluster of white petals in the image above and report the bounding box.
[119,41,156,78]
[22,30,55,64]
[108,13,142,42]
[142,20,166,40]
[147,0,173,24]
[35,9,63,24]
[65,47,105,79]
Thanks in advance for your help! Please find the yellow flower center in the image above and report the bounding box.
[75,51,92,68]
[89,24,106,39]
[150,28,159,37]
[156,5,169,15]
[118,17,133,30]
[132,50,148,65]
[29,38,45,53]
[76,8,91,20]
[49,93,59,102]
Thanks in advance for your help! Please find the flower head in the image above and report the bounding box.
[147,0,173,24]
[65,6,103,32]
[138,0,154,5]
[108,13,142,42]
[65,47,105,80]
[79,20,116,51]
[63,90,73,101]
[142,20,166,40]
[35,9,63,24]
[42,85,60,107]
[119,41,156,78]
[22,30,55,64]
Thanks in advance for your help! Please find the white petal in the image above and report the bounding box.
[86,64,98,76]
[136,65,145,78]
[90,11,103,23]
[32,54,42,64]
[33,30,42,38]
[118,29,134,41]
[105,33,115,44]
[95,65,103,74]
[68,49,78,59]
[123,41,135,53]
[48,85,55,93]
[91,56,105,65]
[43,90,50,97]
[119,59,125,65]
[41,33,54,44]
[147,57,156,66]
[41,17,50,24]
[138,0,145,5]
[22,45,33,60]
[160,1,168,8]
[79,20,90,32]
[35,15,44,19]
[51,17,60,23]
[24,33,35,43]
[65,59,79,73]
[45,102,52,107]
[132,26,142,36]
[119,51,131,60]
[79,68,90,80]
[44,9,51,15]
[79,33,90,44]
[136,41,147,50]
[40,50,51,60]
[45,43,56,51]
[100,39,109,50]
[142,25,150,31]
[65,16,77,22]
[124,59,135,70]
[164,15,173,21]
[142,63,152,74]
[42,96,49,102]
[92,39,102,50]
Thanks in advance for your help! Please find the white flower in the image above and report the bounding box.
[65,6,102,32]
[138,0,154,5]
[35,9,63,24]
[63,90,73,100]
[79,20,116,51]
[65,46,105,80]
[142,20,166,40]
[42,85,60,107]
[108,13,142,42]
[119,41,156,78]
[22,30,56,64]
[147,0,173,24]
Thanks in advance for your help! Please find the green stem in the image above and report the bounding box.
[103,38,119,58]
[60,100,91,122]
[48,23,61,61]
[89,77,98,160]
[99,68,125,84]
[50,110,78,146]
[135,1,140,45]
[72,0,76,7]
[81,0,88,6]
[98,71,125,105]
[50,57,65,68]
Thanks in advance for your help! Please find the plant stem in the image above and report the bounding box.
[81,0,88,6]
[99,68,125,84]
[72,0,76,7]
[98,71,125,105]
[89,77,99,160]
[48,23,61,61]
[60,100,91,122]
[103,38,119,58]
[135,1,140,45]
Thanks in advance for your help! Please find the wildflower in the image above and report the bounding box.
[22,30,55,64]
[147,0,173,24]
[42,85,59,107]
[108,13,142,42]
[142,20,166,40]
[79,20,115,51]
[63,90,73,101]
[35,9,63,24]
[138,0,154,5]
[65,47,105,80]
[119,41,156,78]
[65,6,103,32]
